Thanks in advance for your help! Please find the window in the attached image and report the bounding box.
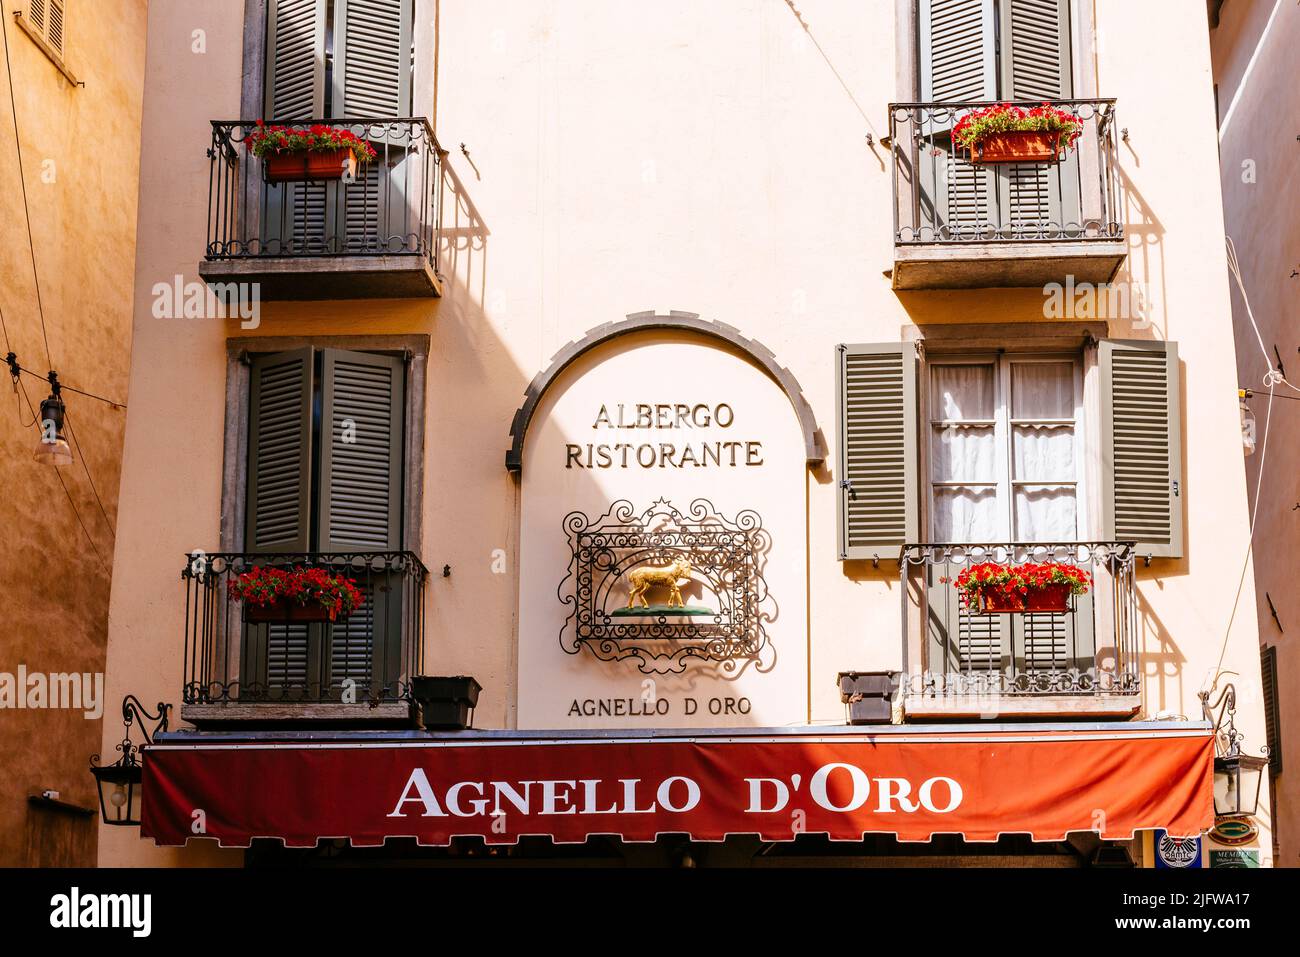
[242,346,408,699]
[916,0,1077,238]
[264,0,414,119]
[836,338,1181,560]
[261,0,416,255]
[918,0,1072,103]
[928,355,1083,543]
[26,0,65,57]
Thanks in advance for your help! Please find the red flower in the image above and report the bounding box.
[228,565,364,620]
[951,560,1091,608]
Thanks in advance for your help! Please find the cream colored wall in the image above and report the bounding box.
[0,0,146,866]
[101,0,1272,864]
[1211,0,1299,868]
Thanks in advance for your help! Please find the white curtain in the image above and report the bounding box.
[931,361,1078,542]
[931,365,997,541]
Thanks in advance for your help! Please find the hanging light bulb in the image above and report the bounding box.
[34,376,73,467]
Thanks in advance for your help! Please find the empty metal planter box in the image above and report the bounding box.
[837,671,899,725]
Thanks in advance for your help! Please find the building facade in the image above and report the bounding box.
[98,0,1271,867]
[1210,0,1298,867]
[0,0,147,866]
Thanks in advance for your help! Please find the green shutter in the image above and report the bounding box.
[919,0,997,102]
[246,348,315,553]
[264,0,326,118]
[999,0,1072,100]
[317,349,405,551]
[919,0,997,239]
[318,349,406,698]
[332,0,413,117]
[1100,340,1183,559]
[998,0,1076,236]
[263,0,328,254]
[837,343,919,560]
[1261,645,1282,775]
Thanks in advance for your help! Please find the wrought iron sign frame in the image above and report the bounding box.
[558,498,772,674]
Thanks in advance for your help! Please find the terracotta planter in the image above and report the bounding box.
[244,599,342,624]
[263,148,358,183]
[968,130,1063,164]
[975,589,1026,614]
[973,584,1073,615]
[1024,583,1072,613]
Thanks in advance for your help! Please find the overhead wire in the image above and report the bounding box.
[0,0,117,551]
[1208,235,1294,691]
[0,0,54,370]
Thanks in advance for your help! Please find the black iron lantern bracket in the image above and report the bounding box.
[89,696,172,826]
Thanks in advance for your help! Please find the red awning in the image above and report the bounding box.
[141,724,1213,847]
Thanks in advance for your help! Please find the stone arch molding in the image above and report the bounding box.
[506,311,826,473]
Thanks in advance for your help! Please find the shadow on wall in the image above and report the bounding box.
[1113,156,1168,340]
[1134,582,1189,719]
[418,158,521,713]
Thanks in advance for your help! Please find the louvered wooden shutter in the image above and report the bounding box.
[333,0,413,117]
[343,161,382,252]
[999,0,1075,237]
[246,349,314,553]
[46,0,63,54]
[919,0,997,239]
[1261,645,1282,774]
[837,343,919,560]
[318,349,405,697]
[317,349,405,551]
[999,0,1071,100]
[264,0,326,118]
[1100,340,1183,559]
[919,0,997,102]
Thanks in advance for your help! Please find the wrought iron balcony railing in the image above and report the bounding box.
[204,118,443,264]
[888,99,1122,245]
[181,551,426,713]
[900,542,1140,704]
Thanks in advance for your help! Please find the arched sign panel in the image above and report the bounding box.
[517,330,809,728]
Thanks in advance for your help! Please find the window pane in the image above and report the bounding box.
[1014,485,1077,540]
[931,425,997,482]
[1012,425,1075,481]
[933,486,999,542]
[932,364,994,420]
[1011,362,1073,419]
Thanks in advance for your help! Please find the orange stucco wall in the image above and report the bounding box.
[0,0,146,865]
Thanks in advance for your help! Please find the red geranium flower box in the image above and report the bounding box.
[951,561,1090,616]
[952,103,1083,166]
[264,147,359,183]
[246,122,377,183]
[228,565,363,624]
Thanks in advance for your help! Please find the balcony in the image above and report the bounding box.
[181,552,426,726]
[200,119,443,299]
[900,542,1141,720]
[887,100,1125,290]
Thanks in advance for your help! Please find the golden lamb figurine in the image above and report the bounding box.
[625,556,692,609]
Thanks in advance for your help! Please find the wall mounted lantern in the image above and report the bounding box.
[1201,683,1267,819]
[89,696,171,827]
